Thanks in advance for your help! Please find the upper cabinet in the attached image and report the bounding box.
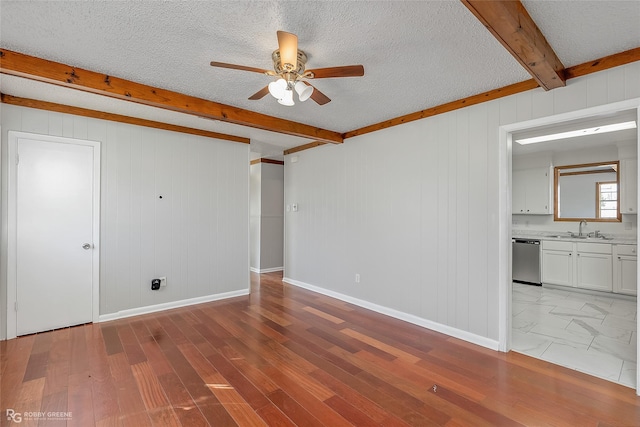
[513,167,552,215]
[620,158,637,214]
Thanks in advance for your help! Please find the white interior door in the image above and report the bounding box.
[10,132,100,336]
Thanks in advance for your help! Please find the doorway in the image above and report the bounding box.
[499,98,640,394]
[7,132,100,338]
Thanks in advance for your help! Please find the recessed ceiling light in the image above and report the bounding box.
[515,121,637,145]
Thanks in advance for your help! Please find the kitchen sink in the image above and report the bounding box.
[544,234,613,240]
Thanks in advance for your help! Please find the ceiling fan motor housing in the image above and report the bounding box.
[272,49,308,79]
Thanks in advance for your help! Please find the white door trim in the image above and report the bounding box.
[7,131,101,340]
[498,98,640,395]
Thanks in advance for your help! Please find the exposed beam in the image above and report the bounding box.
[341,47,640,142]
[343,79,539,139]
[283,141,327,156]
[565,47,640,79]
[461,0,565,90]
[0,93,250,144]
[250,158,285,166]
[0,49,343,144]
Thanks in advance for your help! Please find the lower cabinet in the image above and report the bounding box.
[576,251,612,292]
[614,245,638,296]
[541,247,573,287]
[541,241,636,294]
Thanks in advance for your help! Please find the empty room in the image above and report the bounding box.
[1,1,640,425]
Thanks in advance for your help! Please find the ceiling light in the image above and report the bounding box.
[515,121,637,145]
[277,89,295,106]
[268,78,287,100]
[295,81,313,102]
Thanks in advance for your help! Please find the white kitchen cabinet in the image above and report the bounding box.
[542,241,618,292]
[575,242,613,292]
[620,159,637,214]
[541,240,573,287]
[614,244,637,296]
[576,255,613,292]
[513,168,552,215]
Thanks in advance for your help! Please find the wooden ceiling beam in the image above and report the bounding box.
[0,49,343,144]
[340,47,640,143]
[461,0,566,90]
[0,93,250,144]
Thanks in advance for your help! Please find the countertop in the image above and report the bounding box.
[512,230,637,245]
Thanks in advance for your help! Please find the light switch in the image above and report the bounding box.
[292,203,298,212]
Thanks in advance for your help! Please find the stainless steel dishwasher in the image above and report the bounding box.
[512,238,541,285]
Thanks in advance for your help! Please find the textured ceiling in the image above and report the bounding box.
[1,0,639,156]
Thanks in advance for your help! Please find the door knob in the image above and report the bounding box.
[82,243,92,250]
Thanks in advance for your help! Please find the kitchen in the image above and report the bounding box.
[511,108,638,388]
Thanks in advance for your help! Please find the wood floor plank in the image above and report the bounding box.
[119,412,153,427]
[2,271,639,426]
[107,353,147,417]
[131,361,170,410]
[266,389,325,427]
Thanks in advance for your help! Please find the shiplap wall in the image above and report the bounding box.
[250,162,284,272]
[259,163,284,271]
[284,61,640,346]
[0,104,249,338]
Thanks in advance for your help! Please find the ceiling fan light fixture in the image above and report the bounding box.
[268,78,287,99]
[278,89,295,106]
[295,81,313,102]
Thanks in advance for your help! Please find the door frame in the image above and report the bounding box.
[6,131,101,340]
[498,98,640,395]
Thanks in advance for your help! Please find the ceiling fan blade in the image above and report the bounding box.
[277,31,298,70]
[248,86,270,100]
[304,82,331,105]
[306,65,365,79]
[210,61,272,75]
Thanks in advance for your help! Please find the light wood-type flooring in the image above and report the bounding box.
[1,272,639,426]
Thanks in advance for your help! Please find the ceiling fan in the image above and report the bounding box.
[210,31,364,106]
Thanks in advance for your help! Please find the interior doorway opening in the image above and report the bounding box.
[499,98,640,394]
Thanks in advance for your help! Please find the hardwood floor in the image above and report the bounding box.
[2,271,639,426]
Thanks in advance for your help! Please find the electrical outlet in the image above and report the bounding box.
[355,273,360,283]
[159,276,167,287]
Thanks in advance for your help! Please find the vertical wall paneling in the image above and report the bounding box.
[515,91,533,123]
[485,100,502,341]
[607,66,626,103]
[258,163,284,272]
[586,71,609,107]
[455,109,470,331]
[554,78,588,114]
[283,62,640,352]
[250,163,261,270]
[419,119,439,319]
[1,104,249,334]
[626,62,640,100]
[468,104,489,338]
[436,114,450,325]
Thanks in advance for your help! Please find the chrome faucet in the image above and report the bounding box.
[579,219,587,237]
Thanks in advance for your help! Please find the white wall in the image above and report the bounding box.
[0,104,249,338]
[250,163,262,270]
[250,162,284,272]
[259,163,284,271]
[284,61,640,347]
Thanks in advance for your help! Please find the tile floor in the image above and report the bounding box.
[511,282,638,388]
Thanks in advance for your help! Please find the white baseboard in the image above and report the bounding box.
[250,266,284,273]
[98,288,250,323]
[282,277,499,351]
